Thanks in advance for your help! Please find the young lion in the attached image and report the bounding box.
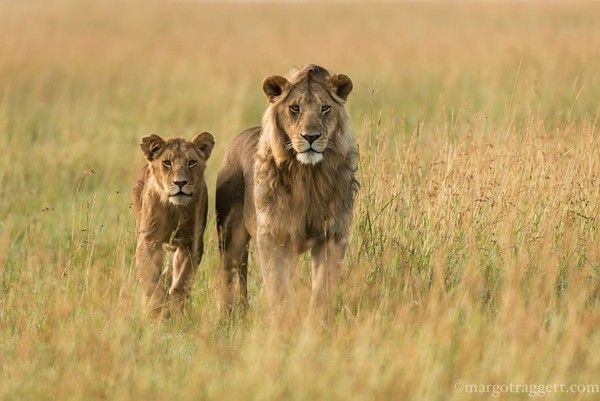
[132,132,215,317]
[216,65,358,323]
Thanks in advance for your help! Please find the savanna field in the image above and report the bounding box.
[1,1,599,400]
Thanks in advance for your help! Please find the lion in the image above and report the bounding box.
[132,132,215,317]
[216,64,358,323]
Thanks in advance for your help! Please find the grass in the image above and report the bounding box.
[0,1,599,400]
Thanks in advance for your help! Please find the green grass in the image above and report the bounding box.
[0,1,599,400]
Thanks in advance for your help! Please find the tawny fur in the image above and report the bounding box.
[133,132,214,317]
[216,65,358,323]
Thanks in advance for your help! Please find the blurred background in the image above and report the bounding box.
[2,1,599,195]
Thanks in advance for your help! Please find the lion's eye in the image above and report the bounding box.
[188,160,197,168]
[289,104,300,114]
[321,105,331,114]
[162,160,171,168]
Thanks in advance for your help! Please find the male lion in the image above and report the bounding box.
[216,64,358,323]
[132,132,215,317]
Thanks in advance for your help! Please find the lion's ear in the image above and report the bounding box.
[329,74,353,102]
[140,134,166,161]
[262,75,289,102]
[192,131,215,159]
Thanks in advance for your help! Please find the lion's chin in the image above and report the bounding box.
[296,151,323,165]
[168,195,192,206]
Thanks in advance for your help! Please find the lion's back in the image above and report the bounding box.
[215,127,261,228]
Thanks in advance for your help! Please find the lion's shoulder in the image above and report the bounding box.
[132,164,150,216]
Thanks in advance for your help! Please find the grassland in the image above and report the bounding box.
[0,1,599,400]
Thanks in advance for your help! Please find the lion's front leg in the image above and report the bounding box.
[135,239,167,318]
[308,239,346,326]
[256,232,297,323]
[168,245,198,314]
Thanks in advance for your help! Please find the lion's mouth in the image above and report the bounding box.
[296,149,324,165]
[169,192,193,198]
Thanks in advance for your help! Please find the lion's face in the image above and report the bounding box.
[140,132,215,206]
[262,65,353,165]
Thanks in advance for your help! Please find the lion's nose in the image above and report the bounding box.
[173,180,188,188]
[301,132,321,144]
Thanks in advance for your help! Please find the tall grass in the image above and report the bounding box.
[0,2,598,400]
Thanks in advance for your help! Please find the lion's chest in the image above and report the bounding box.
[153,205,198,248]
[253,159,356,249]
